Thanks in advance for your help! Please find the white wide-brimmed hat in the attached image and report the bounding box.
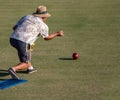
[33,5,51,17]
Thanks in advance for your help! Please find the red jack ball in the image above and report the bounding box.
[72,52,79,60]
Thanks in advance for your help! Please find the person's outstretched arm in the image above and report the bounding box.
[44,30,64,40]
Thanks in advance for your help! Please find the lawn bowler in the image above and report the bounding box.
[8,5,64,79]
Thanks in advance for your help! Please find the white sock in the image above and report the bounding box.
[12,68,16,71]
[28,66,34,70]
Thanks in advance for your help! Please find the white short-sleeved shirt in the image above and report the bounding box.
[10,15,49,44]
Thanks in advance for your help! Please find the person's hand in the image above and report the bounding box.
[57,30,64,36]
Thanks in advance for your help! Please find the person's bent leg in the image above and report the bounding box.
[8,62,31,79]
[12,62,31,71]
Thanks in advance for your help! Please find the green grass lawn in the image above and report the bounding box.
[0,0,120,100]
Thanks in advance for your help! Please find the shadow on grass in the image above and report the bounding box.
[16,70,28,74]
[0,69,9,81]
[0,69,28,81]
[59,58,74,60]
[0,69,9,77]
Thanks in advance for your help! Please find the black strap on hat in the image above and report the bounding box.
[36,11,48,14]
